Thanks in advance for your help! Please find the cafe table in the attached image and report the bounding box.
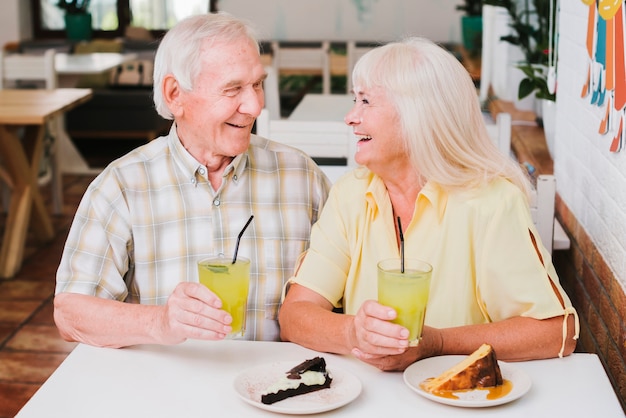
[0,88,92,278]
[288,93,354,122]
[55,52,137,82]
[15,339,624,417]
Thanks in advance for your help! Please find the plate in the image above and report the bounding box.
[233,361,362,415]
[403,355,532,408]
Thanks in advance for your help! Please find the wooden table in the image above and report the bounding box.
[0,88,92,278]
[15,340,624,417]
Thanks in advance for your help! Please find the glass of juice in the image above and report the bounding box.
[197,256,250,338]
[377,258,432,347]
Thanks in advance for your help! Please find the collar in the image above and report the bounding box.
[364,174,448,223]
[167,123,248,187]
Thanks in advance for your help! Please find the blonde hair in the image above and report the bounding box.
[153,12,260,120]
[352,37,531,199]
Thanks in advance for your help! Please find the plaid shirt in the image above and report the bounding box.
[56,126,331,341]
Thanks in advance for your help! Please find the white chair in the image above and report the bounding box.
[485,112,512,157]
[0,48,64,214]
[531,174,556,254]
[256,109,356,183]
[263,65,281,120]
[346,41,376,93]
[485,111,568,254]
[270,41,331,95]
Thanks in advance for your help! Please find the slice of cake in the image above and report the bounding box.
[261,357,332,405]
[421,344,503,393]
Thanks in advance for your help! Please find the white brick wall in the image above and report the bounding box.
[557,1,626,288]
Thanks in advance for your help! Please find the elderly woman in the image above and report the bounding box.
[278,37,578,371]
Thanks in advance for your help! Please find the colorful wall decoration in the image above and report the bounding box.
[581,0,625,152]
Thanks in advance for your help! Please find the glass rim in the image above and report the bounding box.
[198,255,250,264]
[377,258,432,273]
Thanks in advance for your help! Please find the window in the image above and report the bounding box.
[32,0,215,40]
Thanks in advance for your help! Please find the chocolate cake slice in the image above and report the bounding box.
[261,357,332,405]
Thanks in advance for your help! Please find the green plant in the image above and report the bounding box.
[456,0,483,16]
[484,0,557,101]
[517,63,555,101]
[56,0,91,14]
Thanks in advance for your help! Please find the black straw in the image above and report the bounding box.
[232,215,254,264]
[397,216,404,273]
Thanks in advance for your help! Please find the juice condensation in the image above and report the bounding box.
[197,257,250,337]
[377,260,432,346]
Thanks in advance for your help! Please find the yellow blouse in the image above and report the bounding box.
[289,169,578,356]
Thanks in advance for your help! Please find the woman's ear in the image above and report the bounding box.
[162,74,183,118]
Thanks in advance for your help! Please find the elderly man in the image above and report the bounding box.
[54,13,330,348]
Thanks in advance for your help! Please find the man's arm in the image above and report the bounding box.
[54,282,234,348]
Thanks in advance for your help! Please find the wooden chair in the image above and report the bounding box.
[255,108,356,183]
[270,41,331,95]
[0,48,64,214]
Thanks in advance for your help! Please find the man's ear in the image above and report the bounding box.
[162,74,183,118]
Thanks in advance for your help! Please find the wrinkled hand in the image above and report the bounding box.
[157,282,233,344]
[353,326,442,371]
[348,300,410,359]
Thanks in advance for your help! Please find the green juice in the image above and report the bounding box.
[377,259,432,346]
[197,257,250,337]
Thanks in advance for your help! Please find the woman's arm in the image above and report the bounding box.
[354,314,577,371]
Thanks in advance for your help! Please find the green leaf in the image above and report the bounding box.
[518,78,536,100]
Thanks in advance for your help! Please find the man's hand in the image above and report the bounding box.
[156,282,234,344]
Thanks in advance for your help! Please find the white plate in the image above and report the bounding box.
[403,355,532,408]
[233,361,362,415]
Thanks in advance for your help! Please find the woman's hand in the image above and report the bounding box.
[348,299,410,358]
[352,325,443,371]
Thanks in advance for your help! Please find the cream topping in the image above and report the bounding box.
[262,370,327,395]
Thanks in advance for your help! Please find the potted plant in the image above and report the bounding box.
[484,0,556,102]
[485,0,558,157]
[456,0,484,56]
[56,0,93,41]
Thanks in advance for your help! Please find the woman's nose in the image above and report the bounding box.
[344,107,360,126]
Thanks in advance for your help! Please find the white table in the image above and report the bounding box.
[55,52,137,77]
[15,340,623,417]
[289,93,354,122]
[55,52,137,174]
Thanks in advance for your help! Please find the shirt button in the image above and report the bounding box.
[213,198,220,206]
[191,178,196,185]
[233,175,238,181]
[199,167,206,175]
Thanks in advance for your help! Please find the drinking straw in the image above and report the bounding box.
[397,216,404,273]
[232,215,254,264]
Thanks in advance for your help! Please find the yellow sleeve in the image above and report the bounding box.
[475,186,578,356]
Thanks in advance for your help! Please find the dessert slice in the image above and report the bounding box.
[421,343,503,393]
[261,357,332,405]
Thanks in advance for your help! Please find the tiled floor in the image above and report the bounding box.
[0,174,96,418]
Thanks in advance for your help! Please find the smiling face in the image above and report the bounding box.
[345,85,410,176]
[168,36,266,167]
